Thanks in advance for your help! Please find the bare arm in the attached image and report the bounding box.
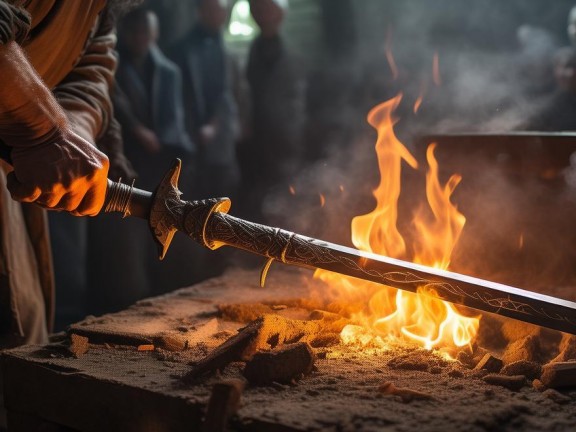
[0,41,109,216]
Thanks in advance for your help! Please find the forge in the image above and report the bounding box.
[5,95,576,431]
[3,267,576,432]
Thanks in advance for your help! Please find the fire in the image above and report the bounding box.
[319,193,326,208]
[315,94,479,351]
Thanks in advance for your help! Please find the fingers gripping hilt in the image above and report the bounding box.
[149,159,231,259]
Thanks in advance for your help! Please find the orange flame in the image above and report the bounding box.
[413,96,423,114]
[319,193,326,208]
[432,51,441,86]
[385,29,399,81]
[314,94,479,351]
[413,78,427,114]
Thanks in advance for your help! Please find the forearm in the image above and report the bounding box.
[0,41,69,146]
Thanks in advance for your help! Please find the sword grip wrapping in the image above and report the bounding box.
[102,179,152,219]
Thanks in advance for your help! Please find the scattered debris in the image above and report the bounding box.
[203,379,245,432]
[482,374,526,391]
[137,344,155,352]
[532,379,546,392]
[69,334,89,358]
[501,360,541,380]
[243,342,315,385]
[183,314,345,382]
[474,354,503,373]
[456,351,474,368]
[540,362,576,389]
[157,334,187,352]
[378,381,435,403]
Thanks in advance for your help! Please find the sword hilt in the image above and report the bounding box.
[103,179,152,219]
[102,159,231,260]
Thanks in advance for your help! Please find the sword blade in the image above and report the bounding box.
[206,212,576,335]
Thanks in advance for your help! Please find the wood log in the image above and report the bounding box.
[500,360,541,380]
[540,362,576,389]
[473,354,503,373]
[202,379,245,432]
[183,313,346,382]
[378,382,434,403]
[243,342,315,385]
[482,374,526,391]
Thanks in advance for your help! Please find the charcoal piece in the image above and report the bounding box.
[183,313,344,382]
[482,374,526,391]
[69,334,89,358]
[243,342,315,385]
[474,354,503,373]
[501,360,541,380]
[203,379,245,432]
[540,362,576,389]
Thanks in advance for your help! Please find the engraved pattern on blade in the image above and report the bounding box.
[208,214,295,259]
[206,212,576,330]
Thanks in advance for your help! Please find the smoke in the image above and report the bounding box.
[256,0,576,298]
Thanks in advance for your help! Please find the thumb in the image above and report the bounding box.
[6,171,42,203]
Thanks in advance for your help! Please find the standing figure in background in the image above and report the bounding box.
[87,7,200,316]
[116,8,193,191]
[239,0,305,222]
[169,0,240,199]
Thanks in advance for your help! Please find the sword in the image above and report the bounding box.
[103,159,576,335]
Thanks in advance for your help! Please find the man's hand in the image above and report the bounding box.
[7,129,109,216]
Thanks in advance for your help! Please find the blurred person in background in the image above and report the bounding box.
[169,0,240,199]
[238,0,305,222]
[87,7,203,316]
[115,8,193,190]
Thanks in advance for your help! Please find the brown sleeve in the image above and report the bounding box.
[53,12,117,144]
[0,1,30,45]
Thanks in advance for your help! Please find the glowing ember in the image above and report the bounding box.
[315,94,480,351]
[413,95,423,114]
[319,193,326,208]
[432,52,441,86]
[289,185,296,195]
